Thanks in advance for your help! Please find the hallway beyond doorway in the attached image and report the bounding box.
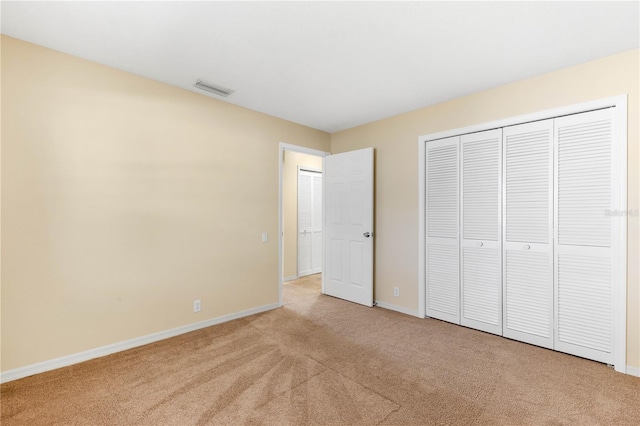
[282,273,321,306]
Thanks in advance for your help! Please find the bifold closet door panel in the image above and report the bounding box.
[298,170,323,276]
[298,172,313,276]
[554,108,614,364]
[460,129,502,335]
[311,172,323,273]
[426,136,460,324]
[503,119,554,349]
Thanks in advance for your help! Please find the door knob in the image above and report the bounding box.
[478,241,484,247]
[363,232,371,238]
[523,244,530,250]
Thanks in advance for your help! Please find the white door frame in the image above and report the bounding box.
[279,142,330,307]
[418,95,628,373]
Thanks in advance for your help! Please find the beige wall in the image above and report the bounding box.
[0,37,3,371]
[330,49,640,369]
[282,151,323,279]
[0,36,330,372]
[2,34,638,374]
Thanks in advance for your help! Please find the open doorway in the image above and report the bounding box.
[282,274,323,306]
[278,143,330,307]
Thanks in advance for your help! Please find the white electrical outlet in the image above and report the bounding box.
[393,287,400,297]
[262,232,268,243]
[193,299,201,313]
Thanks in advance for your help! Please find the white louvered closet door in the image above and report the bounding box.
[503,120,554,349]
[426,136,460,324]
[298,169,322,277]
[298,171,313,276]
[460,129,502,335]
[311,172,323,273]
[554,108,615,364]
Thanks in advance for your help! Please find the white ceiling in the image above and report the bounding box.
[2,1,639,133]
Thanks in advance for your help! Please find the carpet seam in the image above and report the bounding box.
[194,353,307,425]
[250,367,328,412]
[375,405,402,426]
[246,305,406,411]
[246,316,403,420]
[303,355,403,412]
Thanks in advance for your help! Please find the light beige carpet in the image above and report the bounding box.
[2,273,639,425]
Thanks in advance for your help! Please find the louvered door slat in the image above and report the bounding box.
[428,244,459,317]
[502,120,554,348]
[557,253,612,359]
[460,129,502,335]
[462,134,500,240]
[427,143,459,239]
[462,247,501,329]
[426,137,460,324]
[554,108,614,364]
[557,116,611,247]
[505,135,549,245]
[504,250,553,346]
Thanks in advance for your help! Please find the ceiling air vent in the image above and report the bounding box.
[195,80,234,97]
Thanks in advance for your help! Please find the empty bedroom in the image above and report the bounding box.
[1,1,639,425]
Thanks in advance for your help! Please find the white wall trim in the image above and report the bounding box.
[418,95,628,143]
[417,138,426,318]
[280,143,329,159]
[0,303,279,384]
[299,166,322,174]
[375,301,421,318]
[418,95,629,374]
[283,275,298,282]
[627,366,640,377]
[278,142,330,308]
[611,98,628,374]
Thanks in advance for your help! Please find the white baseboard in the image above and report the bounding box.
[0,302,279,384]
[283,275,298,282]
[627,366,640,377]
[374,301,421,318]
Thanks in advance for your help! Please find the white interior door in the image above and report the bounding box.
[298,169,322,277]
[554,108,615,364]
[323,148,374,307]
[426,137,460,324]
[460,129,502,335]
[502,119,554,349]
